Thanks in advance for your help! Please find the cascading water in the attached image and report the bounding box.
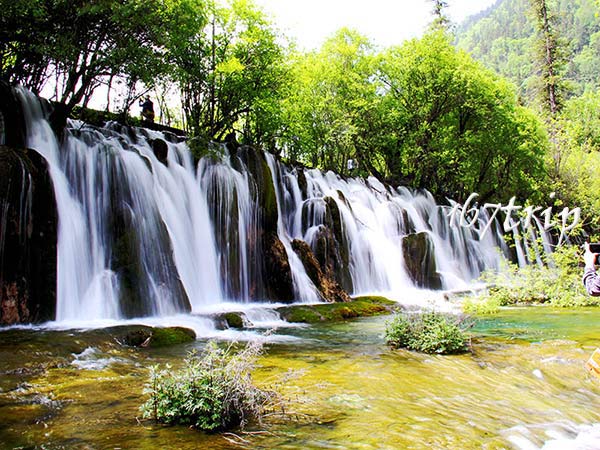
[272,164,510,297]
[12,88,548,323]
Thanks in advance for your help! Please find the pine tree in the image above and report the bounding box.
[530,0,567,116]
[429,0,451,30]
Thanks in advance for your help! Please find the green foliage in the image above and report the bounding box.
[141,341,275,432]
[385,311,471,354]
[281,29,548,202]
[0,0,188,111]
[456,0,600,101]
[462,294,502,315]
[478,245,600,307]
[375,31,548,202]
[171,0,289,143]
[280,28,379,175]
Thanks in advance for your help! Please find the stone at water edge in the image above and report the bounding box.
[117,325,196,348]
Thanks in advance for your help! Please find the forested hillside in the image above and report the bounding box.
[456,0,600,100]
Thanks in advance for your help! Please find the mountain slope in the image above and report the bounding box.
[456,0,600,100]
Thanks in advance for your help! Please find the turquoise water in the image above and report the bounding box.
[1,307,600,449]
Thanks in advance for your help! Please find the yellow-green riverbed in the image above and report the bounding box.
[2,307,600,449]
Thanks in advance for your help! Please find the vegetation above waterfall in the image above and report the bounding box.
[4,0,600,230]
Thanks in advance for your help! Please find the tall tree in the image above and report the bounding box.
[0,0,197,113]
[530,0,568,116]
[376,31,548,202]
[429,0,451,30]
[280,28,379,175]
[171,0,287,144]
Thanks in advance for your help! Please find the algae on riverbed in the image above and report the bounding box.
[1,307,600,449]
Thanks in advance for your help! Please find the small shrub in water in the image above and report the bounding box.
[140,341,275,432]
[385,311,470,354]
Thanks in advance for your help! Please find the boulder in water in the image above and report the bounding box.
[118,325,196,347]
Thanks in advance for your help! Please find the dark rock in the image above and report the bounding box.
[292,239,351,303]
[263,231,294,302]
[152,138,169,164]
[235,146,295,302]
[320,197,353,292]
[401,232,443,289]
[297,168,308,199]
[48,102,69,138]
[0,146,57,325]
[0,81,26,147]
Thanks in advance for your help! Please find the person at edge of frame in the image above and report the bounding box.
[583,243,600,296]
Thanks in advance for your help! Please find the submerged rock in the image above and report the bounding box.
[402,232,443,290]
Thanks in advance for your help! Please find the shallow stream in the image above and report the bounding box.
[2,307,600,449]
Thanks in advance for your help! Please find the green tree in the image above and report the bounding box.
[376,31,547,202]
[280,29,380,175]
[171,0,287,145]
[530,0,569,116]
[554,91,600,230]
[0,0,196,113]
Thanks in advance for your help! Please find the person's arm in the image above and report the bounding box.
[583,243,600,296]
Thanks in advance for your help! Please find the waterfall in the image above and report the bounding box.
[272,165,510,296]
[10,88,548,322]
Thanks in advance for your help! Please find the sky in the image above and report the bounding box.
[252,0,498,50]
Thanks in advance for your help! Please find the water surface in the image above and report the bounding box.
[1,307,600,449]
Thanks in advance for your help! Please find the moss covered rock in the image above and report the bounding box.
[118,326,196,348]
[222,312,244,329]
[277,296,397,324]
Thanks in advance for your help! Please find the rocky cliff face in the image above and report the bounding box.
[0,146,57,325]
[235,146,295,302]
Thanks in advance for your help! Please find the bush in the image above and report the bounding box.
[385,311,471,354]
[462,294,502,315]
[477,244,600,308]
[140,341,276,432]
